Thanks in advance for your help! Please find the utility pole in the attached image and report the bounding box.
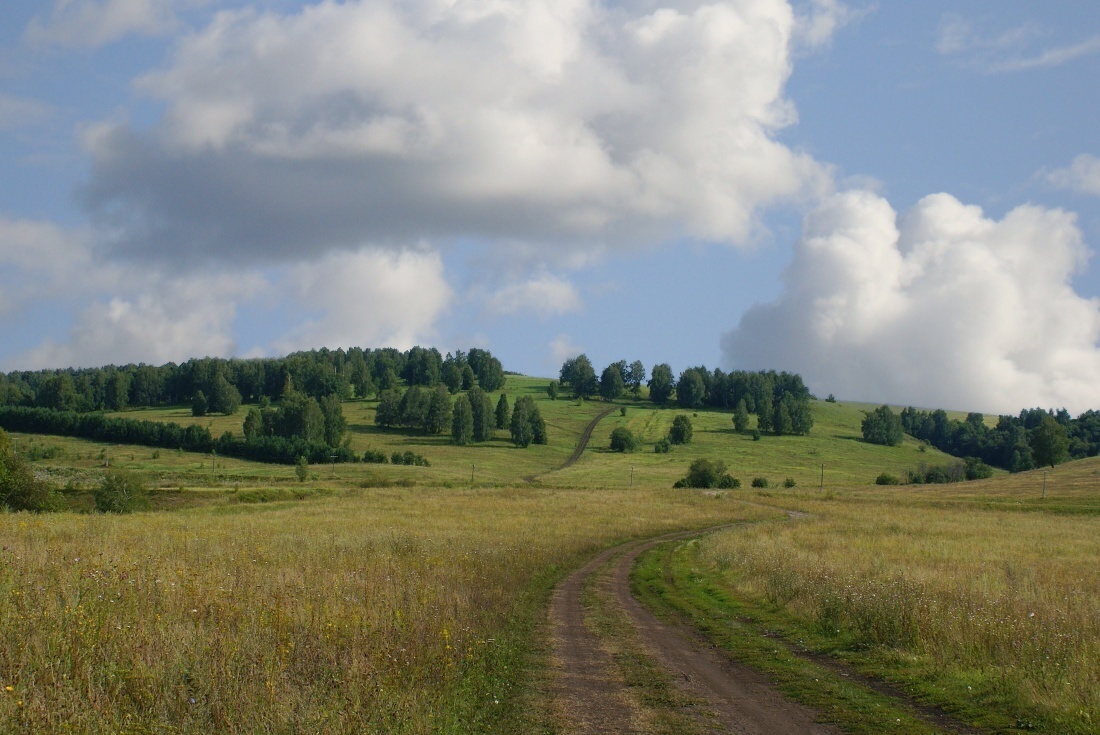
[331,453,337,477]
[820,463,824,492]
[1042,470,1047,499]
[630,466,634,488]
[471,464,475,484]
[211,450,216,480]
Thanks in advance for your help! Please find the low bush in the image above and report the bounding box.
[391,451,430,467]
[783,477,796,488]
[609,427,638,453]
[654,437,671,454]
[94,470,148,513]
[751,477,769,488]
[362,449,388,464]
[875,472,901,486]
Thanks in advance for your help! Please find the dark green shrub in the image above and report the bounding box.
[609,427,638,453]
[751,477,769,488]
[362,449,388,464]
[752,429,761,441]
[783,477,796,488]
[677,458,735,489]
[654,437,671,454]
[717,474,740,489]
[875,472,901,485]
[668,415,693,445]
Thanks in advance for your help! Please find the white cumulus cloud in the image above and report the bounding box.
[82,0,833,266]
[271,248,453,354]
[722,190,1100,414]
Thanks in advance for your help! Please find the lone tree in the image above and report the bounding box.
[862,405,904,446]
[1030,414,1069,468]
[668,414,693,445]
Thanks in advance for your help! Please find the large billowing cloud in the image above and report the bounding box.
[82,0,832,267]
[722,190,1100,414]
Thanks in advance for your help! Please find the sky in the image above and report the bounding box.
[2,0,1100,415]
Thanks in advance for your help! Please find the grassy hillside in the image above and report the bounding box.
[15,376,960,495]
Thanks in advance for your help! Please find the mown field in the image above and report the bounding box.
[3,375,1098,733]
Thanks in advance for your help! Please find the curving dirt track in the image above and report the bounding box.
[549,526,842,735]
[527,407,615,483]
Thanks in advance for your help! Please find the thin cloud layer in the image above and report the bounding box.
[722,190,1100,414]
[486,272,582,317]
[82,0,830,267]
[1048,154,1100,198]
[25,0,178,49]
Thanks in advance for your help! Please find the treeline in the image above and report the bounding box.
[558,355,813,435]
[0,406,356,465]
[0,346,506,413]
[861,404,1096,472]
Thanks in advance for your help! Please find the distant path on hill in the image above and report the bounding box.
[526,406,614,483]
[563,407,616,470]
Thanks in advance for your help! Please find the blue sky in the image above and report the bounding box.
[2,1,1100,414]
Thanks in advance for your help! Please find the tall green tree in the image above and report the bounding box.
[423,385,454,435]
[628,360,646,396]
[599,364,625,401]
[451,394,474,445]
[468,387,494,442]
[676,369,705,409]
[375,389,402,427]
[668,414,693,445]
[733,399,750,432]
[495,393,511,430]
[648,364,674,405]
[1031,414,1069,468]
[319,394,348,446]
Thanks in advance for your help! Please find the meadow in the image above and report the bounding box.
[645,465,1100,733]
[3,376,1098,733]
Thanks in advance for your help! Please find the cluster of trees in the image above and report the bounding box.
[450,390,504,446]
[558,356,814,436]
[375,385,455,435]
[888,406,1079,472]
[0,346,507,414]
[0,406,356,466]
[242,391,347,447]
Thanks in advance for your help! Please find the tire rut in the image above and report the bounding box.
[526,406,615,483]
[550,525,841,735]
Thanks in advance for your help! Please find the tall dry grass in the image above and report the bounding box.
[0,486,767,733]
[698,499,1100,726]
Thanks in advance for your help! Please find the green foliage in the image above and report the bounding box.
[451,394,474,446]
[560,354,598,399]
[609,427,638,453]
[619,406,627,417]
[648,363,674,405]
[242,407,263,440]
[599,364,625,401]
[676,370,705,409]
[668,414,693,445]
[1031,414,1069,468]
[826,394,837,403]
[875,472,901,485]
[751,477,769,488]
[751,429,761,441]
[783,477,796,488]
[191,390,208,417]
[509,395,546,448]
[423,385,453,435]
[319,394,348,446]
[375,389,401,427]
[628,360,645,396]
[94,470,148,513]
[362,449,388,464]
[391,451,430,467]
[862,405,904,446]
[494,393,510,430]
[654,437,671,454]
[295,456,309,483]
[733,400,750,432]
[675,458,736,489]
[467,387,494,442]
[1,432,60,512]
[546,381,558,400]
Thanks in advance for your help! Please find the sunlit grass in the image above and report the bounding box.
[0,486,766,733]
[691,474,1100,732]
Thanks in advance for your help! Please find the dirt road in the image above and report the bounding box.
[549,526,841,734]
